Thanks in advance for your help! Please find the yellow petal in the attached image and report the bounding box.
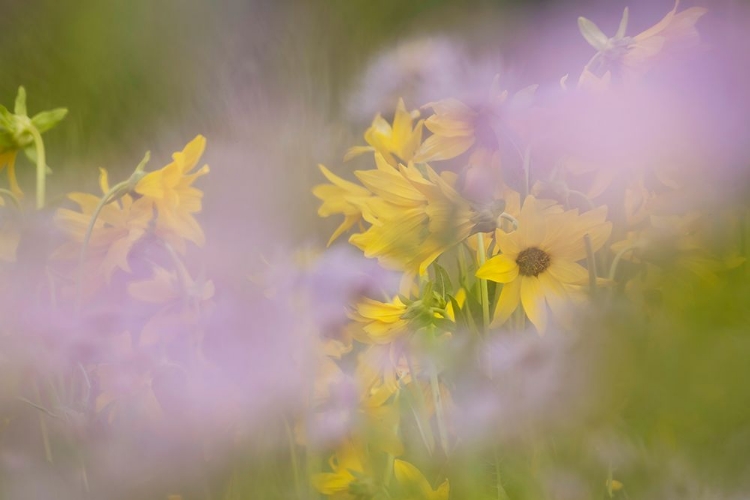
[394,459,437,498]
[175,135,206,173]
[413,134,475,163]
[476,254,519,283]
[491,278,521,327]
[521,276,547,333]
[98,167,111,195]
[546,260,589,285]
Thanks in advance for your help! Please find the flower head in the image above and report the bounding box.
[135,135,209,252]
[312,164,371,246]
[53,168,153,286]
[476,196,611,332]
[578,1,707,82]
[345,98,424,166]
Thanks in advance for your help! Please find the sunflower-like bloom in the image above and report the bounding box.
[53,168,153,285]
[413,98,478,162]
[349,156,473,274]
[344,98,424,166]
[135,135,209,253]
[476,196,611,333]
[578,1,707,81]
[312,164,371,246]
[348,295,409,345]
[394,459,449,500]
[413,81,537,163]
[312,440,375,499]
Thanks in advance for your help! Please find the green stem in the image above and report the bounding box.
[583,233,597,294]
[0,188,21,209]
[282,415,303,500]
[404,351,434,455]
[457,244,479,335]
[429,362,449,456]
[522,146,531,200]
[494,447,510,500]
[75,181,129,309]
[31,380,52,462]
[498,212,519,231]
[28,123,47,210]
[477,233,491,332]
[608,244,639,281]
[567,189,596,210]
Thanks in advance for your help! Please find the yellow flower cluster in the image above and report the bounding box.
[305,3,743,498]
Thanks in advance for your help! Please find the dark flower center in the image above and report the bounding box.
[516,247,551,277]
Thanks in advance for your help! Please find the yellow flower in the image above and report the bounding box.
[413,81,537,163]
[53,168,153,285]
[345,98,424,166]
[349,158,473,274]
[312,164,371,246]
[476,195,611,333]
[578,1,707,81]
[135,135,209,252]
[393,459,449,500]
[413,98,478,162]
[312,440,375,499]
[348,295,409,345]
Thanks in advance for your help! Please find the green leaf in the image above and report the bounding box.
[578,16,609,50]
[449,295,469,331]
[31,108,68,134]
[14,86,27,116]
[432,263,453,298]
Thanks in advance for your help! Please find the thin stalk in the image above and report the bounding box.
[429,361,449,456]
[383,392,400,488]
[583,233,597,294]
[458,244,479,335]
[0,188,21,209]
[404,351,434,455]
[28,123,47,210]
[498,212,519,231]
[522,146,531,200]
[494,446,510,500]
[31,380,52,462]
[282,415,303,499]
[608,244,638,281]
[476,232,491,332]
[75,181,128,309]
[567,189,596,210]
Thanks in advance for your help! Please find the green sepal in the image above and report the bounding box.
[578,16,609,50]
[31,108,68,134]
[0,104,13,125]
[14,86,27,116]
